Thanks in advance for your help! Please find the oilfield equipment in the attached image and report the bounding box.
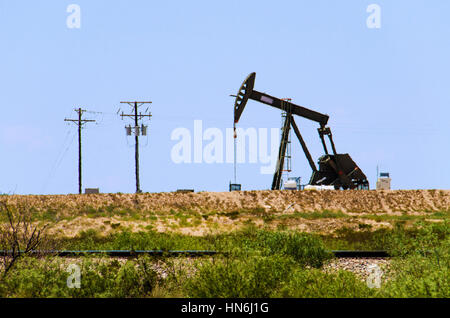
[376,172,391,190]
[284,177,301,190]
[85,188,100,194]
[233,72,369,190]
[280,98,295,190]
[229,182,242,192]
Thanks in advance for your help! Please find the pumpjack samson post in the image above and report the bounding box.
[233,72,369,190]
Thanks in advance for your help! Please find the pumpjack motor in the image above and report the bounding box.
[233,72,369,190]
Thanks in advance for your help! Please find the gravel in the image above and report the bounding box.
[323,257,391,283]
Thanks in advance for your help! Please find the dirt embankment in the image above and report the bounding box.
[2,190,449,215]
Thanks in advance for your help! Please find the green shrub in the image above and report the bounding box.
[67,230,208,251]
[380,246,450,298]
[325,221,450,254]
[184,255,294,298]
[387,221,449,256]
[275,269,375,298]
[290,210,347,219]
[0,258,66,297]
[0,256,160,298]
[254,230,332,267]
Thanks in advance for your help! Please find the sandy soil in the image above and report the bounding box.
[2,189,449,214]
[1,190,448,237]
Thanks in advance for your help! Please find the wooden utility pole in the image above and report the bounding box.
[64,108,96,194]
[120,101,152,193]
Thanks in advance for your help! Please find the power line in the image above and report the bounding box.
[119,101,152,194]
[64,108,96,194]
[41,129,75,193]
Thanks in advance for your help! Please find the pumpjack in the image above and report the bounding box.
[233,72,369,190]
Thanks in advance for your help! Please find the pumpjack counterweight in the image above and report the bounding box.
[233,72,369,190]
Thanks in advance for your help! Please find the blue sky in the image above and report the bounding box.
[0,0,449,194]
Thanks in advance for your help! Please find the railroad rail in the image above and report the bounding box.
[0,250,392,258]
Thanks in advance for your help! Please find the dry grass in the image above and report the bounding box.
[0,190,448,238]
[1,190,449,214]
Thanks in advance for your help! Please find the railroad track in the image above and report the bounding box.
[0,250,392,258]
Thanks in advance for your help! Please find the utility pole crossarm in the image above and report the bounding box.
[120,114,152,119]
[120,101,152,104]
[120,114,152,117]
[64,119,96,123]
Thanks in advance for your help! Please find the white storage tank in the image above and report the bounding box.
[304,185,335,191]
[283,177,300,190]
[284,180,298,190]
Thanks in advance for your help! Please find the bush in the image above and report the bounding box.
[324,221,450,255]
[254,230,333,267]
[68,229,208,251]
[275,269,375,298]
[0,257,69,297]
[380,245,450,298]
[184,255,294,298]
[387,221,449,257]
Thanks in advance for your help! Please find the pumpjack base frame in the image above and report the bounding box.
[309,154,369,190]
